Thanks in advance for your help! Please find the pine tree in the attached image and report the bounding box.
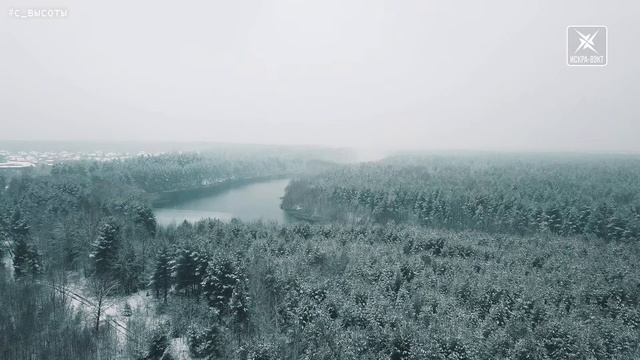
[27,245,42,276]
[606,216,627,241]
[229,280,250,332]
[133,204,157,237]
[577,205,592,234]
[511,206,530,235]
[545,206,563,234]
[9,209,30,238]
[13,236,30,277]
[115,244,141,294]
[202,257,239,313]
[193,251,209,296]
[9,209,31,278]
[132,203,157,275]
[172,248,197,296]
[151,248,172,303]
[12,235,41,278]
[122,302,132,317]
[199,324,223,359]
[90,219,121,278]
[562,208,581,235]
[146,328,170,360]
[586,204,613,240]
[533,208,547,233]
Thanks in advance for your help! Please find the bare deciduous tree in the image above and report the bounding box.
[88,278,119,333]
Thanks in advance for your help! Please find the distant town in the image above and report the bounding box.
[0,149,146,168]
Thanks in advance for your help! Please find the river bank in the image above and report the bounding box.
[149,175,290,207]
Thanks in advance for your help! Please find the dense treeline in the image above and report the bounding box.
[282,155,640,241]
[0,151,326,279]
[50,151,336,193]
[0,166,154,280]
[148,220,640,359]
[0,151,326,359]
[2,152,640,359]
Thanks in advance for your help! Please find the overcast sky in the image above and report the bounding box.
[1,0,639,152]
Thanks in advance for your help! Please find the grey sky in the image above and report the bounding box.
[1,0,639,152]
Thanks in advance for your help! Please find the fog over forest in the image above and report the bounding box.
[2,1,640,360]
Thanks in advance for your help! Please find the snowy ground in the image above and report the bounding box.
[171,337,192,360]
[1,241,14,279]
[56,271,194,359]
[0,258,194,359]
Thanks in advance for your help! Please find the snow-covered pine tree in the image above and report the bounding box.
[133,203,157,237]
[545,205,563,234]
[13,236,30,277]
[202,256,239,313]
[13,239,42,278]
[9,209,30,238]
[146,327,171,360]
[151,247,172,303]
[172,248,197,296]
[90,218,120,278]
[27,244,42,276]
[229,280,250,332]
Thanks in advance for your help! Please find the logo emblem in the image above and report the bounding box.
[567,26,607,66]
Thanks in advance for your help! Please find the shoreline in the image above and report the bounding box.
[149,175,291,207]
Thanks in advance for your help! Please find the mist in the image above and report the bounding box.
[3,3,640,357]
[2,0,639,153]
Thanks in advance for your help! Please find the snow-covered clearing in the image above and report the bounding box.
[58,271,193,359]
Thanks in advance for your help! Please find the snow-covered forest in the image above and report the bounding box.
[1,151,639,359]
[4,0,639,358]
[282,154,640,240]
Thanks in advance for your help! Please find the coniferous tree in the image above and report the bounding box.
[229,280,250,332]
[606,216,627,241]
[90,218,121,278]
[577,205,592,234]
[563,209,581,235]
[27,244,42,276]
[9,209,30,238]
[193,251,209,296]
[173,248,197,296]
[133,203,157,275]
[13,237,30,277]
[202,257,239,313]
[133,203,158,237]
[545,206,563,234]
[9,209,41,278]
[586,204,612,239]
[151,247,172,303]
[146,328,171,360]
[199,324,224,359]
[114,243,141,293]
